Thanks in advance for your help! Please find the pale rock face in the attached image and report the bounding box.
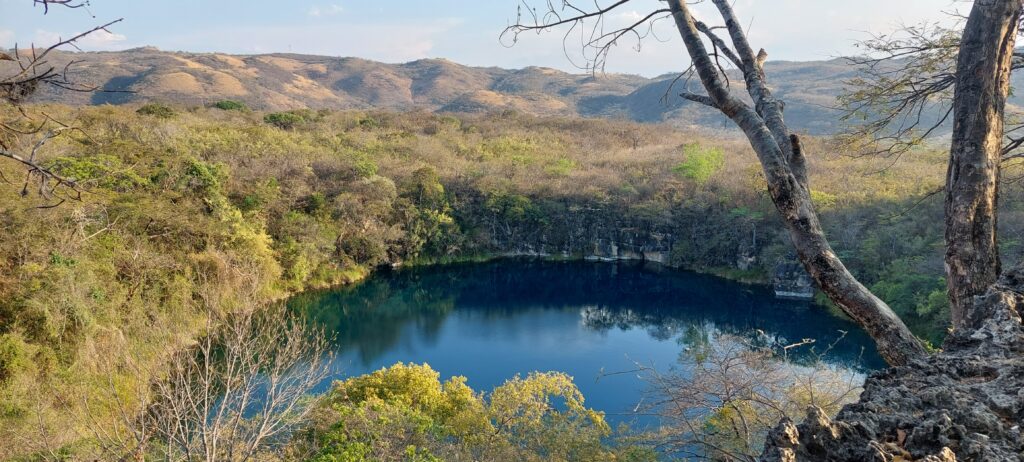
[760,266,1024,462]
[772,261,814,300]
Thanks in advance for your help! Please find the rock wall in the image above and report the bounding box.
[760,267,1024,462]
[772,261,815,300]
[585,235,672,263]
[480,206,677,265]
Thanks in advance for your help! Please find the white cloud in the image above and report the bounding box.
[308,4,344,17]
[614,10,644,23]
[28,28,126,51]
[33,29,61,46]
[78,29,128,50]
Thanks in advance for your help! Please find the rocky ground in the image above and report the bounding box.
[760,267,1024,462]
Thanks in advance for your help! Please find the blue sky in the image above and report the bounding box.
[0,0,962,77]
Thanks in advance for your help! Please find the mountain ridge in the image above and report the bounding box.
[0,47,944,134]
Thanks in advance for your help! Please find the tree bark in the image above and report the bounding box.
[946,0,1022,330]
[667,0,927,366]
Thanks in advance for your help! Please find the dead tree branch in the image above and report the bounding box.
[1,1,123,204]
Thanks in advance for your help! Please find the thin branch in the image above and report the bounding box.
[680,91,719,109]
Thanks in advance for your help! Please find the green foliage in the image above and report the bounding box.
[182,158,229,210]
[672,143,725,184]
[338,234,390,267]
[401,167,445,210]
[357,115,381,129]
[265,109,321,129]
[237,194,263,212]
[306,192,329,216]
[0,334,30,385]
[396,167,459,261]
[48,252,77,267]
[136,103,176,118]
[303,363,640,462]
[353,157,378,178]
[212,99,249,111]
[545,157,576,177]
[47,154,147,191]
[485,191,538,224]
[811,190,839,209]
[870,258,949,343]
[477,135,538,164]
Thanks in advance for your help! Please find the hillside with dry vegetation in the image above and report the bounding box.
[3,102,1024,458]
[3,47,990,134]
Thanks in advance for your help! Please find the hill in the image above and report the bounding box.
[3,47,903,134]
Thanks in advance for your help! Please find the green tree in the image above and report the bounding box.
[672,143,725,185]
[301,363,646,462]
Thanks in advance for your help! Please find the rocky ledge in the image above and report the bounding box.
[760,268,1024,462]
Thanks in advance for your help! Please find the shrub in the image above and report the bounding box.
[212,100,249,112]
[672,143,725,185]
[485,191,538,223]
[183,158,225,198]
[136,103,176,118]
[304,192,328,216]
[236,194,262,212]
[0,334,30,385]
[338,234,389,266]
[264,111,308,129]
[545,157,576,177]
[47,154,147,191]
[811,190,840,209]
[356,115,381,129]
[645,335,864,461]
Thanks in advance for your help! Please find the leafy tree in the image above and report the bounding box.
[136,103,176,119]
[401,167,446,210]
[212,100,249,112]
[300,363,648,462]
[265,111,308,130]
[673,143,725,185]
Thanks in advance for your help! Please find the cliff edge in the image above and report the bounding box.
[760,267,1024,462]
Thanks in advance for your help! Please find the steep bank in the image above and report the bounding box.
[760,267,1024,462]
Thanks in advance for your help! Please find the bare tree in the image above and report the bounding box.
[79,305,332,462]
[0,0,122,206]
[839,19,1024,163]
[504,0,926,365]
[839,23,961,159]
[641,334,863,461]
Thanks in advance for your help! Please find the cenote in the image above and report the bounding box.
[288,259,885,427]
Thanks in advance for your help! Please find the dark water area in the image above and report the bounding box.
[289,259,884,427]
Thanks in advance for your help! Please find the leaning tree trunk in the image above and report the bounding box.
[665,0,926,366]
[946,0,1022,330]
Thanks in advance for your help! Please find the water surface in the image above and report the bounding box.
[289,259,884,426]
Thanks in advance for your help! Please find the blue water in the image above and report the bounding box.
[289,259,884,427]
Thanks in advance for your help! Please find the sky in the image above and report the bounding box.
[0,0,965,77]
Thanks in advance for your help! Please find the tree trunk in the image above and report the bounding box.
[946,0,1022,330]
[667,0,927,366]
